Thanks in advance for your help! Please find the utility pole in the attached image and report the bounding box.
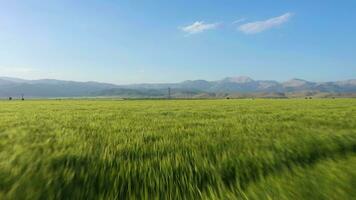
[168,87,171,99]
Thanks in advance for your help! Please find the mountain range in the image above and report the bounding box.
[0,76,355,99]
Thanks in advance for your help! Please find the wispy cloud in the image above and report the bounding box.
[0,67,36,74]
[238,13,293,34]
[233,18,246,24]
[180,21,219,34]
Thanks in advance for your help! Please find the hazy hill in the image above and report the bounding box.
[0,76,355,98]
[0,77,118,98]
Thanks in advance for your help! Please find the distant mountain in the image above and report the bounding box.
[282,78,310,87]
[0,76,355,98]
[0,77,28,84]
[0,77,118,98]
[222,76,254,83]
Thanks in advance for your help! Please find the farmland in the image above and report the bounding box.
[0,99,355,199]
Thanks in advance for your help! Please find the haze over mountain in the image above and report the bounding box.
[0,76,355,99]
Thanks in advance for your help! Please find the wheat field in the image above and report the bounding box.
[0,99,355,199]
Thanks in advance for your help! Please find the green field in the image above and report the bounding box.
[0,99,355,199]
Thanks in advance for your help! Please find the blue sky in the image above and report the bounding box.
[0,0,355,84]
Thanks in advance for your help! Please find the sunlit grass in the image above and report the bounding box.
[0,99,355,199]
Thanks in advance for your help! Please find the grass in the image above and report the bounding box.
[0,99,355,199]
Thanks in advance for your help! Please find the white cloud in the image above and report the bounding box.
[180,21,219,34]
[233,18,246,24]
[0,66,42,79]
[238,13,293,34]
[0,67,36,74]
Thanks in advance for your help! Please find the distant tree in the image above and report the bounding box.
[9,97,12,100]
